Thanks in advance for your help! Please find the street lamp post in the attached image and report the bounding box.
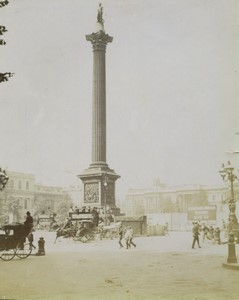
[219,161,239,263]
[103,173,108,226]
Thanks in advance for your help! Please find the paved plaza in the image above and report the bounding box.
[1,231,239,300]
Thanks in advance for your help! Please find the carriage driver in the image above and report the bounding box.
[63,218,72,229]
[24,211,33,230]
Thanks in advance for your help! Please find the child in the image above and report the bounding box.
[28,231,36,249]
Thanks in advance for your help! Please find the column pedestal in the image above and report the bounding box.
[78,167,120,215]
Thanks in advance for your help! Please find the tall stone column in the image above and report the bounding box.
[86,30,112,168]
[78,5,120,215]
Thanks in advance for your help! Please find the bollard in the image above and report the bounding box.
[36,237,45,256]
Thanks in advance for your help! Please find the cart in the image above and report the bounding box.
[98,222,122,240]
[73,220,99,243]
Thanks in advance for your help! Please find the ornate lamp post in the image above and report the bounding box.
[103,173,108,225]
[219,161,239,263]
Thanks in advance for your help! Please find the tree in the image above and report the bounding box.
[54,197,73,223]
[0,0,9,8]
[0,0,14,83]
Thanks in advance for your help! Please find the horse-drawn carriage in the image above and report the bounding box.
[0,223,32,261]
[55,208,122,243]
[55,212,100,243]
[98,222,122,240]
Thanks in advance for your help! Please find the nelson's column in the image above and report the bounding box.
[78,4,120,215]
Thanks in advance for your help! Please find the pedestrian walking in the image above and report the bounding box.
[202,224,210,242]
[192,222,201,249]
[118,223,124,248]
[128,226,136,248]
[164,222,169,235]
[125,226,136,249]
[27,231,36,249]
[208,226,214,241]
[124,227,130,249]
[214,227,221,245]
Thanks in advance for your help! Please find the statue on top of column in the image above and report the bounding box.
[97,3,104,24]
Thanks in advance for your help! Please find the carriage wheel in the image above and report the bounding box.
[73,235,81,242]
[0,248,16,261]
[89,232,95,240]
[80,235,90,243]
[0,238,16,261]
[16,242,32,259]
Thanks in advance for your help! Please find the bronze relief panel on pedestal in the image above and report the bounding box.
[84,183,99,203]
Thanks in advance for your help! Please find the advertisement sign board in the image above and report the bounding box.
[187,206,216,222]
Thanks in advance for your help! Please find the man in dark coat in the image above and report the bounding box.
[24,211,33,234]
[192,222,201,249]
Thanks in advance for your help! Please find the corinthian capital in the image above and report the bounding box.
[86,31,113,51]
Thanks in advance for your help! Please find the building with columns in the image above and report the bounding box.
[125,179,236,228]
[0,171,35,223]
[0,170,72,224]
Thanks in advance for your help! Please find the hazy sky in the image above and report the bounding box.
[1,0,239,200]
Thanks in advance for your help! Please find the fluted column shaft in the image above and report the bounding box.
[92,47,106,163]
[86,31,113,167]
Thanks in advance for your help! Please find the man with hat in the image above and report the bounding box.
[24,211,33,234]
[192,222,201,249]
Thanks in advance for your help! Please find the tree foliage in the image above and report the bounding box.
[0,1,14,82]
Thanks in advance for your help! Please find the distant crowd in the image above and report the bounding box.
[68,205,113,216]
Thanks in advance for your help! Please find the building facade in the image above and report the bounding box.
[0,171,74,224]
[34,184,71,217]
[0,171,35,223]
[125,180,235,228]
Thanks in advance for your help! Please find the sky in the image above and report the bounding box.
[0,0,239,201]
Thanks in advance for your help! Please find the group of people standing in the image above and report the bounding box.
[202,224,221,244]
[118,224,136,249]
[192,221,222,249]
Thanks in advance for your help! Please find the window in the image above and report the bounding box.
[149,198,156,209]
[26,181,29,190]
[24,199,27,209]
[18,181,22,190]
[7,179,14,189]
